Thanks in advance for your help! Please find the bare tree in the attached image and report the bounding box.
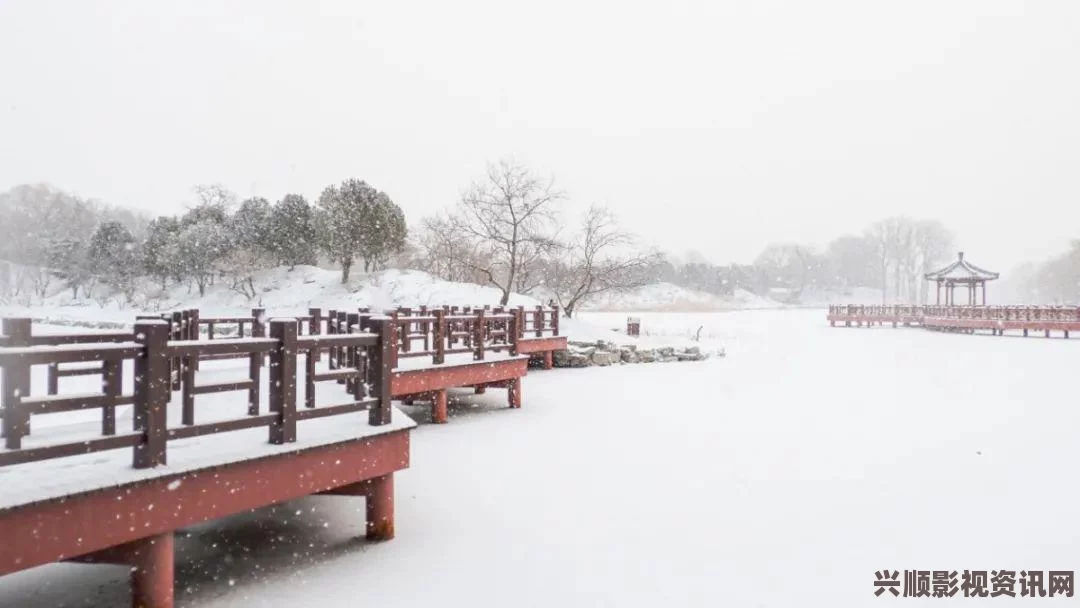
[544,205,660,317]
[456,159,562,304]
[417,212,483,282]
[912,219,953,303]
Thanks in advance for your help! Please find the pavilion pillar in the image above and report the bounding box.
[936,281,941,305]
[982,281,987,305]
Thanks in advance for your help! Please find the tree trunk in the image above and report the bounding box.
[499,288,510,306]
[341,259,352,284]
[564,302,575,318]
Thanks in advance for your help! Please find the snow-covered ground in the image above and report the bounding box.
[2,308,1077,606]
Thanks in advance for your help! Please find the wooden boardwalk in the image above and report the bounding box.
[828,304,1080,337]
[0,304,568,607]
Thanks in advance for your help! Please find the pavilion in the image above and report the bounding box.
[924,251,999,306]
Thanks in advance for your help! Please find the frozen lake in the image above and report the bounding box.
[2,308,1077,606]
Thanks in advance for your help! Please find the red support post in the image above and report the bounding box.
[432,389,448,424]
[130,532,175,608]
[508,377,522,409]
[365,474,395,540]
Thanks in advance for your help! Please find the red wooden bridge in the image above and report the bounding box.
[827,304,1080,337]
[0,304,567,607]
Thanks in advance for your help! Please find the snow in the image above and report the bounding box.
[2,309,1076,606]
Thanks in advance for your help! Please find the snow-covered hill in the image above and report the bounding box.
[0,266,545,326]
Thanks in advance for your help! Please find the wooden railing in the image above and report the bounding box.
[323,308,523,369]
[6,304,558,405]
[0,316,394,469]
[828,304,1080,322]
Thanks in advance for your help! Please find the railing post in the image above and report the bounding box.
[516,305,526,339]
[47,363,59,396]
[327,309,338,370]
[474,309,486,361]
[534,305,544,338]
[346,313,361,391]
[169,311,183,390]
[369,319,394,426]
[1,318,31,447]
[251,308,266,336]
[433,308,446,365]
[102,358,121,436]
[509,311,519,356]
[552,305,560,336]
[337,311,348,373]
[309,308,322,362]
[134,320,169,469]
[247,309,266,416]
[269,319,297,444]
[189,309,201,372]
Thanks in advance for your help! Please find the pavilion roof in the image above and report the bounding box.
[924,252,999,282]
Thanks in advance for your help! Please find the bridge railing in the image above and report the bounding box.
[0,316,394,469]
[827,305,921,317]
[829,304,1080,322]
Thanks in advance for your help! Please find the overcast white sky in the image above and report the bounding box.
[2,0,1078,271]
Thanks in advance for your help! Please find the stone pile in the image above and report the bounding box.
[551,340,720,368]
